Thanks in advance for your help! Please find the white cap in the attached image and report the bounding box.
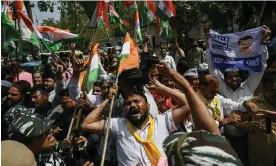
[198,63,208,71]
[225,66,240,72]
[184,68,198,77]
[1,80,12,88]
[104,73,116,84]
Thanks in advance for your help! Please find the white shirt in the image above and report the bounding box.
[159,54,177,71]
[105,111,177,166]
[87,94,102,105]
[143,86,159,118]
[202,94,246,129]
[206,46,268,102]
[175,48,185,65]
[48,80,65,108]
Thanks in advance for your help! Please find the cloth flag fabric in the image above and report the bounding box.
[208,27,264,72]
[118,0,138,13]
[134,10,142,43]
[36,26,79,44]
[17,11,61,52]
[118,33,139,74]
[91,1,109,31]
[145,1,157,22]
[157,17,172,39]
[81,43,100,92]
[108,5,130,33]
[14,0,40,48]
[156,0,176,21]
[1,1,17,49]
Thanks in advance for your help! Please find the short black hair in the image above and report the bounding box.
[199,74,219,88]
[32,70,41,75]
[59,88,70,97]
[263,72,276,86]
[238,36,253,45]
[223,71,242,80]
[12,80,32,97]
[93,81,101,88]
[266,53,276,68]
[31,84,47,95]
[42,71,56,80]
[125,91,148,104]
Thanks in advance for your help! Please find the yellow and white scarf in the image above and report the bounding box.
[127,116,161,165]
[198,91,221,120]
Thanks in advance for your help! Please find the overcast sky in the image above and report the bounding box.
[32,1,61,26]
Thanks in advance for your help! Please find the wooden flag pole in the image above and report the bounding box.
[100,75,119,166]
[40,39,72,75]
[66,28,97,142]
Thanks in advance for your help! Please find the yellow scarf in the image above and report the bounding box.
[127,116,161,165]
[198,91,221,120]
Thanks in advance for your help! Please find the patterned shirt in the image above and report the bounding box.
[36,150,66,166]
[163,131,243,166]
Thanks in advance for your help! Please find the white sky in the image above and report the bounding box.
[31,1,61,26]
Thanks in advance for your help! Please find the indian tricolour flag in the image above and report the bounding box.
[145,1,157,22]
[109,5,129,33]
[14,0,40,48]
[37,26,79,44]
[80,43,100,92]
[157,17,172,39]
[17,11,63,52]
[118,33,139,74]
[91,1,109,31]
[134,10,142,44]
[1,0,16,49]
[117,0,138,13]
[156,0,176,21]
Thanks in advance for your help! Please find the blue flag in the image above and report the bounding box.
[209,27,264,72]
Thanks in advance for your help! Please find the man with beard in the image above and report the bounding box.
[187,40,205,69]
[245,72,276,166]
[1,80,31,140]
[205,26,271,103]
[42,65,65,107]
[28,84,64,121]
[82,63,221,166]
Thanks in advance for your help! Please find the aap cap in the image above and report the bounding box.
[104,73,116,84]
[8,114,55,138]
[184,68,198,77]
[225,66,240,72]
[198,63,209,71]
[1,140,36,166]
[1,80,13,88]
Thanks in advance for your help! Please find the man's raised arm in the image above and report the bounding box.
[163,63,221,135]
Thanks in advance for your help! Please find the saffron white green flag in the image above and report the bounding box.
[86,43,100,92]
[15,0,40,48]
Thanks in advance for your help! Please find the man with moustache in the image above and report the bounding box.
[82,63,222,166]
[1,80,31,140]
[205,26,271,103]
[42,65,65,108]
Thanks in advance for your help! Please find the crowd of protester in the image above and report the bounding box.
[1,25,276,166]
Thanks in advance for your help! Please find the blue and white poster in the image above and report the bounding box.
[208,27,264,72]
